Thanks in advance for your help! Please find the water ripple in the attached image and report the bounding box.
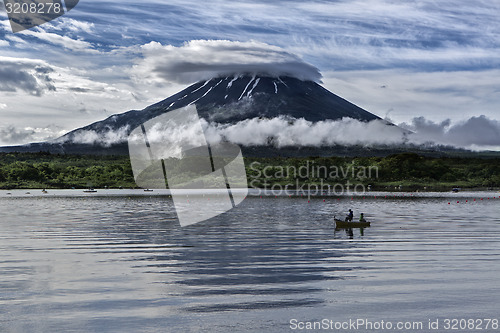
[0,195,499,332]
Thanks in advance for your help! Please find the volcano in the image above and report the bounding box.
[1,75,387,156]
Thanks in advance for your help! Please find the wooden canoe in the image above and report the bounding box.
[334,218,371,228]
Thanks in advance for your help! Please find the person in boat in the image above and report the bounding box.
[359,213,366,222]
[345,209,354,222]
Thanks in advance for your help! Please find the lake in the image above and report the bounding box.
[1,190,499,332]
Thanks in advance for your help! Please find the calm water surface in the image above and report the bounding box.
[1,191,499,332]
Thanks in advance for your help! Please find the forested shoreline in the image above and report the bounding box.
[0,152,499,191]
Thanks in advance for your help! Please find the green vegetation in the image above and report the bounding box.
[245,153,500,191]
[0,152,135,189]
[0,152,499,190]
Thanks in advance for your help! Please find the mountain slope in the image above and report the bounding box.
[1,75,382,155]
[65,75,380,136]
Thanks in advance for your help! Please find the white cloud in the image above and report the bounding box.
[4,34,27,46]
[322,69,500,123]
[132,40,322,85]
[0,55,149,141]
[18,27,98,53]
[282,0,500,70]
[0,56,56,96]
[0,56,116,96]
[0,124,67,145]
[203,115,500,151]
[0,19,10,31]
[47,18,95,34]
[56,114,500,151]
[402,115,500,149]
[203,117,406,147]
[61,125,130,147]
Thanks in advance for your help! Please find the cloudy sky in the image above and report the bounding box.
[0,0,499,148]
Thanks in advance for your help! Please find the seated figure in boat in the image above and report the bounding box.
[359,213,366,222]
[345,209,354,222]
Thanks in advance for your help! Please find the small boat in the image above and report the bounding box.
[144,189,154,192]
[83,188,97,193]
[334,218,371,228]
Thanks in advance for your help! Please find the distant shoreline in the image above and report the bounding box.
[1,188,498,194]
[1,152,499,191]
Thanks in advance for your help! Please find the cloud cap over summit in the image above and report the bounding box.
[133,40,322,84]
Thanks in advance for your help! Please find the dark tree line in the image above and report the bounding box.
[0,152,499,190]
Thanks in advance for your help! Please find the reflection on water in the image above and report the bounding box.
[0,193,499,332]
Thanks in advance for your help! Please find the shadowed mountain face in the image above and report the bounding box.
[149,75,379,123]
[1,75,382,155]
[66,75,380,135]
